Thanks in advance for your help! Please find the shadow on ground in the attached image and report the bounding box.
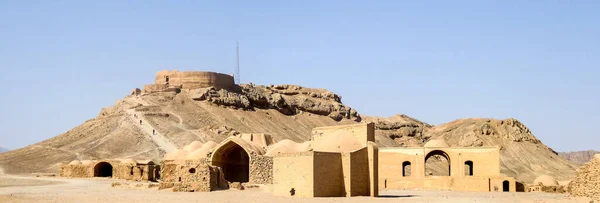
[378,195,418,198]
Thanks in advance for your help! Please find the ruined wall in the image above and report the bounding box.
[142,84,180,94]
[60,164,92,178]
[113,164,158,181]
[568,154,600,201]
[159,159,227,192]
[155,70,234,90]
[249,155,273,184]
[60,160,159,182]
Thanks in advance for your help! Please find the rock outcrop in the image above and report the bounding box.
[568,154,600,201]
[424,118,578,183]
[189,84,360,122]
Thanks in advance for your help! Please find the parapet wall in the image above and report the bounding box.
[155,70,234,90]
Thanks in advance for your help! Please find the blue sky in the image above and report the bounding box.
[0,1,598,152]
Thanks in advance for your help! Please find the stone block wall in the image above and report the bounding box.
[60,164,92,178]
[113,164,159,181]
[249,155,273,184]
[159,159,228,192]
[155,70,235,90]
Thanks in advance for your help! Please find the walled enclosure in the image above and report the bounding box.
[143,70,235,93]
[271,123,379,197]
[379,141,516,192]
[60,159,159,182]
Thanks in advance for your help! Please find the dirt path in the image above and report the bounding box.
[125,109,177,153]
[0,175,591,203]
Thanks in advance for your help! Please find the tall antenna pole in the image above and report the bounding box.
[235,40,240,84]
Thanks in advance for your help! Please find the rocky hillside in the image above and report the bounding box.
[0,84,359,174]
[369,117,579,183]
[559,150,600,164]
[0,83,579,183]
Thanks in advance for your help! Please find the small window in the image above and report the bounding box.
[402,161,411,177]
[465,161,473,176]
[189,168,196,174]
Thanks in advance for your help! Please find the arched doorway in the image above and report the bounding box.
[465,161,473,176]
[503,180,510,192]
[425,150,450,176]
[211,141,250,182]
[402,161,412,177]
[94,162,113,177]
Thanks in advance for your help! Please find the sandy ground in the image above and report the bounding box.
[0,175,592,203]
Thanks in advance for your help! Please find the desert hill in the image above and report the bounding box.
[0,83,579,183]
[559,150,600,164]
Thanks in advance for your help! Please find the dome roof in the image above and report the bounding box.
[80,160,94,165]
[265,139,312,157]
[533,175,558,186]
[68,160,82,165]
[424,139,449,148]
[183,141,204,152]
[164,149,189,161]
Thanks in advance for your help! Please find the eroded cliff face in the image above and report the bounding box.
[189,84,360,122]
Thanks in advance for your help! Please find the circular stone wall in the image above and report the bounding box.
[155,70,235,89]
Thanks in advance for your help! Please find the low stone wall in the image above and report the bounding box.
[142,84,180,94]
[60,164,92,178]
[159,159,228,192]
[527,184,567,193]
[249,155,273,184]
[60,160,159,182]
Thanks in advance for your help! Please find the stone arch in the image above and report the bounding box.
[424,150,450,176]
[465,160,473,176]
[503,180,510,192]
[211,140,251,182]
[93,162,113,177]
[402,161,411,177]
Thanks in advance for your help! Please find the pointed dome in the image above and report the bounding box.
[424,139,449,148]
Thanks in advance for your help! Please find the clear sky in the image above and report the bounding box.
[0,1,598,152]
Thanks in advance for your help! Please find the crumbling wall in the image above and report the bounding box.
[568,154,600,201]
[60,164,92,178]
[142,84,181,94]
[249,155,273,184]
[113,164,158,181]
[159,159,227,192]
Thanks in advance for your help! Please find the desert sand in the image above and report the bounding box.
[0,174,591,203]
